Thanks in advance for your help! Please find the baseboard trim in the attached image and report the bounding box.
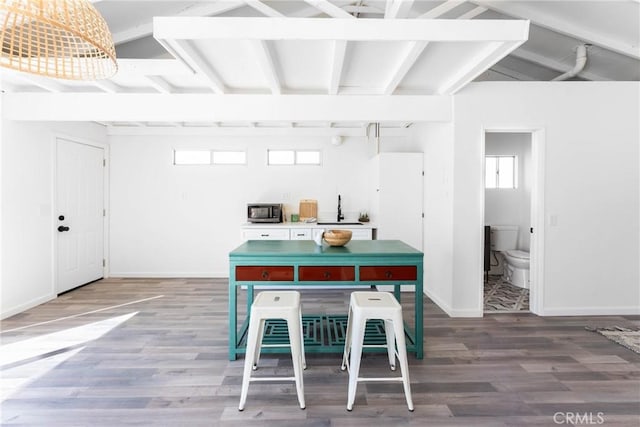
[424,289,483,318]
[1,294,56,320]
[538,306,640,316]
[108,272,228,278]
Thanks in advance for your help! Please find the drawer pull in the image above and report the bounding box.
[261,271,269,279]
[323,271,331,279]
[260,234,269,237]
[385,271,393,279]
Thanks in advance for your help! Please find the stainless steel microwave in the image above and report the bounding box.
[247,203,283,223]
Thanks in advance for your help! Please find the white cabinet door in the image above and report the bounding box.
[241,228,290,240]
[313,228,372,240]
[375,153,423,250]
[56,138,104,294]
[351,229,373,240]
[290,228,312,240]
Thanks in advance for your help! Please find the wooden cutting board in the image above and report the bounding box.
[299,199,317,221]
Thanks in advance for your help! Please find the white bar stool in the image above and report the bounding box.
[341,291,414,411]
[239,291,306,411]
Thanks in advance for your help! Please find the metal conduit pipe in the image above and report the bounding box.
[552,44,589,81]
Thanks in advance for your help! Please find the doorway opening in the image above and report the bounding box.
[482,130,545,315]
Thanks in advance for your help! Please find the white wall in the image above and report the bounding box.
[409,122,455,311]
[485,132,532,252]
[108,134,378,277]
[449,82,639,316]
[0,119,107,319]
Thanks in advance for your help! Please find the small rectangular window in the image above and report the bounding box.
[267,149,322,166]
[485,155,517,189]
[212,151,246,165]
[174,150,211,165]
[268,150,295,165]
[296,150,321,165]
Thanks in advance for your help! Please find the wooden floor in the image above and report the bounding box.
[1,278,639,426]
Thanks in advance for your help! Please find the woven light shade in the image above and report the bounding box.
[0,0,117,80]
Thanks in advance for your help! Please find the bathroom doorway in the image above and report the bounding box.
[482,130,545,315]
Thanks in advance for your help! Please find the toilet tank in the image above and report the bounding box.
[490,225,518,251]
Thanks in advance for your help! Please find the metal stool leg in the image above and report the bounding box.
[286,314,306,409]
[392,312,414,412]
[384,319,397,371]
[239,314,262,411]
[298,305,307,370]
[341,305,353,371]
[252,318,266,370]
[346,317,365,411]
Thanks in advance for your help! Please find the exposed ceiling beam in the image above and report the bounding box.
[106,126,383,137]
[328,40,348,95]
[115,59,192,77]
[244,0,285,17]
[112,1,246,44]
[252,40,281,94]
[94,80,123,93]
[472,0,640,59]
[5,93,453,123]
[343,4,384,15]
[382,41,428,95]
[303,0,356,19]
[417,0,464,19]
[15,75,65,92]
[457,6,487,19]
[146,76,174,94]
[438,41,524,94]
[155,38,226,93]
[385,0,415,19]
[153,17,530,43]
[488,64,537,81]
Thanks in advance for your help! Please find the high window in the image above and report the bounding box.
[173,150,247,165]
[485,155,517,189]
[267,149,322,166]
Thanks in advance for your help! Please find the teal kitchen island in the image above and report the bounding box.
[228,240,424,361]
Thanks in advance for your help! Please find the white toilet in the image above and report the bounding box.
[490,225,530,289]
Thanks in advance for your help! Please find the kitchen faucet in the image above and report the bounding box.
[337,194,344,222]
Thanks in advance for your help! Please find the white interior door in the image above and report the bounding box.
[56,138,105,294]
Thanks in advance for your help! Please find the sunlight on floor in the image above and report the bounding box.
[0,312,138,402]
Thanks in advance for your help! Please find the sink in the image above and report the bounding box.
[317,222,363,225]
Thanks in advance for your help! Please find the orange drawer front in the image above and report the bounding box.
[359,266,417,281]
[235,266,294,281]
[299,266,355,281]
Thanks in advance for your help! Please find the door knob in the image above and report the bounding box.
[58,215,65,221]
[57,226,70,232]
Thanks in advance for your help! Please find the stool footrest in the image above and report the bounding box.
[250,377,296,382]
[356,377,404,382]
[260,343,292,348]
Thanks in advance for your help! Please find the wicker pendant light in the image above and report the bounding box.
[0,0,117,80]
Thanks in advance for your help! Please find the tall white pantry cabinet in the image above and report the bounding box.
[370,153,424,251]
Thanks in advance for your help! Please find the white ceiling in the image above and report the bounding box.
[1,0,638,131]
